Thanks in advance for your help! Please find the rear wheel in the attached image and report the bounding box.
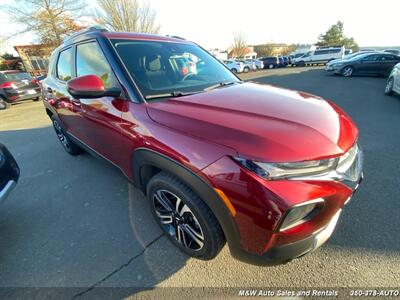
[385,77,394,95]
[33,97,40,102]
[268,64,274,69]
[342,66,354,77]
[51,117,83,155]
[147,172,225,260]
[0,99,10,110]
[243,66,250,73]
[231,68,237,74]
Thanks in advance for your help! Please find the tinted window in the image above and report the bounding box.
[329,49,341,54]
[381,55,397,61]
[1,72,32,81]
[57,48,73,81]
[314,50,329,55]
[76,42,118,88]
[362,55,380,62]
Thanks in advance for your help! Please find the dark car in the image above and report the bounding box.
[0,144,20,203]
[328,53,400,77]
[260,56,280,69]
[42,27,363,265]
[0,70,41,110]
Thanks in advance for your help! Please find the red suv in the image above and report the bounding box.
[42,28,363,265]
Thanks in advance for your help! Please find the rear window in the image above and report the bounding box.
[1,72,32,81]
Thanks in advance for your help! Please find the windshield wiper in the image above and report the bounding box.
[145,91,201,100]
[204,81,242,92]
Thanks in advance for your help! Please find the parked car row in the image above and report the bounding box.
[325,52,400,77]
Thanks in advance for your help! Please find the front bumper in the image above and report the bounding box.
[230,209,342,266]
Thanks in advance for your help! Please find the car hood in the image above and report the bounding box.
[146,83,358,162]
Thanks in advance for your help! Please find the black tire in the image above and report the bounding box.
[297,60,305,67]
[147,171,225,260]
[231,68,237,74]
[51,117,83,155]
[268,64,274,69]
[33,97,40,102]
[341,66,354,77]
[243,66,250,73]
[385,77,394,95]
[0,99,10,110]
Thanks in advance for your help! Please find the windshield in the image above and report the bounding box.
[1,72,32,81]
[112,39,239,99]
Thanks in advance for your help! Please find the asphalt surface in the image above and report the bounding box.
[0,67,399,298]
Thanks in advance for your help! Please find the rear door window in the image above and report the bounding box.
[57,48,73,81]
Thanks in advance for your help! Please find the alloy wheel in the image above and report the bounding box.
[153,189,205,251]
[342,67,353,77]
[53,120,71,150]
[385,78,394,94]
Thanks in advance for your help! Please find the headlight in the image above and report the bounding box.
[279,198,324,231]
[234,157,338,180]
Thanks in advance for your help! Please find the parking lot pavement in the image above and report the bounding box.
[0,67,399,297]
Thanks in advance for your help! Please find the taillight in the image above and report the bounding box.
[32,79,39,85]
[0,81,17,89]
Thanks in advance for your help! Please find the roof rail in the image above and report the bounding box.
[63,26,108,43]
[167,35,186,40]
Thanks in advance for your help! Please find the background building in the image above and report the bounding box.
[14,44,52,76]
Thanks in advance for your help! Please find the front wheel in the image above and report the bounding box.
[342,66,354,77]
[33,97,40,102]
[51,117,83,155]
[297,61,305,67]
[385,77,394,95]
[231,68,237,74]
[147,172,225,260]
[243,66,250,73]
[0,99,10,110]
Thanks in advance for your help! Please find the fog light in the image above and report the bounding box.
[279,198,324,231]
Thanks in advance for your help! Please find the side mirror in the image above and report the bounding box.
[67,75,121,99]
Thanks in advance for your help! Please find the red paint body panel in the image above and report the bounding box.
[147,83,358,162]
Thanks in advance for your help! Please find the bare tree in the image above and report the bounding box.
[96,0,160,34]
[5,0,85,47]
[230,33,248,58]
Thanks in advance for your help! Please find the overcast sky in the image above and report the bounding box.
[1,0,399,53]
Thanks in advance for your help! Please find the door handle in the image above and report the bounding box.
[71,98,81,106]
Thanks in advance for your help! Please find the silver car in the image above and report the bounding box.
[385,63,400,96]
[245,59,264,70]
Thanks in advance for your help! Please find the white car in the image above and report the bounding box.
[385,63,400,96]
[245,59,264,70]
[293,47,346,66]
[238,60,256,72]
[223,60,244,73]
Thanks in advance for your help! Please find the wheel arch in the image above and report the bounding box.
[132,148,242,251]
